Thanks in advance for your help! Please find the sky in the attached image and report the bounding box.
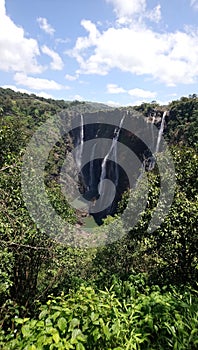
[0,0,198,106]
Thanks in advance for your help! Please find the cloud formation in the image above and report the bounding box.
[41,45,64,70]
[37,17,55,35]
[128,88,156,99]
[2,84,54,98]
[106,0,146,17]
[190,0,198,10]
[107,84,156,99]
[65,74,78,81]
[14,73,68,90]
[0,0,42,74]
[107,83,126,94]
[106,0,161,24]
[69,0,198,86]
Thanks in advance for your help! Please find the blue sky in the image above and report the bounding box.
[0,0,198,106]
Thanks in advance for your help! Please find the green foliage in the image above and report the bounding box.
[0,158,91,306]
[133,95,198,150]
[0,88,198,349]
[167,95,198,149]
[2,282,198,349]
[93,147,197,288]
[133,101,160,116]
[0,246,13,296]
[0,87,69,117]
[170,146,197,200]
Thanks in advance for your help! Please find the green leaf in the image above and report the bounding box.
[57,317,67,332]
[52,332,60,344]
[14,317,26,324]
[52,311,61,321]
[45,317,53,326]
[39,310,48,320]
[71,329,82,340]
[76,343,85,350]
[21,325,31,337]
[68,318,80,331]
[90,312,99,322]
[28,346,37,350]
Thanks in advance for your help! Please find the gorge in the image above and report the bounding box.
[68,108,168,225]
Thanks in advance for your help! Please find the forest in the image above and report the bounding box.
[0,87,198,349]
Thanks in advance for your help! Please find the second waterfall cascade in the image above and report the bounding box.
[98,115,125,197]
[155,111,167,153]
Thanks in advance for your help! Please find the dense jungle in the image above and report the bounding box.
[0,87,197,349]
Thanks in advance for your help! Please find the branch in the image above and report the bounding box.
[0,163,17,172]
[0,239,52,251]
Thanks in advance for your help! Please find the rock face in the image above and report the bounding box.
[62,108,168,224]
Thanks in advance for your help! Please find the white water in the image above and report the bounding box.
[155,111,167,153]
[89,142,97,189]
[136,111,159,186]
[98,115,125,195]
[151,112,156,149]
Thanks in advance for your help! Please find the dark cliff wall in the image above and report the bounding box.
[66,109,167,224]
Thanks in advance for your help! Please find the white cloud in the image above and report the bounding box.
[69,19,198,86]
[41,45,64,70]
[37,17,55,35]
[146,5,161,23]
[1,84,54,98]
[190,0,198,10]
[55,37,70,44]
[65,74,78,81]
[0,0,42,74]
[73,19,100,52]
[107,84,156,99]
[106,0,161,24]
[107,83,126,93]
[106,0,146,17]
[155,99,170,106]
[73,94,84,101]
[37,91,55,99]
[14,73,69,91]
[2,85,34,95]
[67,19,102,73]
[128,88,156,98]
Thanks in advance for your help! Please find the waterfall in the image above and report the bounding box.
[136,111,157,186]
[98,115,125,195]
[155,111,167,153]
[75,114,84,170]
[89,142,96,190]
[114,138,119,187]
[151,112,156,149]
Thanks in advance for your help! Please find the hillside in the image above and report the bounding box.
[0,87,113,118]
[1,87,197,149]
[0,88,197,349]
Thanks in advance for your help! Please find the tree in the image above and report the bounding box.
[92,146,198,287]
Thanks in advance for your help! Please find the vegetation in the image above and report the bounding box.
[1,282,198,350]
[0,88,197,349]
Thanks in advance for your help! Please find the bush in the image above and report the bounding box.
[2,281,198,349]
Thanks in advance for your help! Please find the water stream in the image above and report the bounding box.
[155,111,167,153]
[98,115,125,196]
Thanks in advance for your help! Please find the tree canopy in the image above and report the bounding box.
[0,88,197,349]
